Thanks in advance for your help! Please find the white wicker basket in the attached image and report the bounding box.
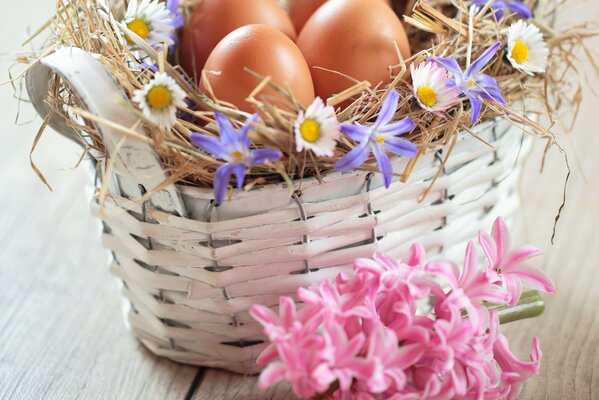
[27,47,530,374]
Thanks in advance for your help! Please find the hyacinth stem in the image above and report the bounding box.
[491,291,546,325]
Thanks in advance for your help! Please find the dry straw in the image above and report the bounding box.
[16,0,593,197]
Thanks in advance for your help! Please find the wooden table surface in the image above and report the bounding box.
[1,2,598,399]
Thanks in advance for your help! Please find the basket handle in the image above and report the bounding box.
[26,47,186,217]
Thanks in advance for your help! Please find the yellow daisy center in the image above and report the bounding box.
[511,41,529,65]
[417,86,437,107]
[469,78,476,87]
[376,135,385,144]
[231,150,244,161]
[127,18,149,43]
[146,86,172,110]
[299,118,321,143]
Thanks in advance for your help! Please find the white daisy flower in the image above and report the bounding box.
[506,20,549,76]
[133,72,186,128]
[411,61,461,113]
[123,0,175,47]
[294,97,341,157]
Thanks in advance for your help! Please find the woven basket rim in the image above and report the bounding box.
[174,118,499,201]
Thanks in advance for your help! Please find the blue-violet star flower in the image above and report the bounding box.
[190,113,282,205]
[166,0,184,49]
[431,42,506,125]
[472,0,532,20]
[334,90,417,188]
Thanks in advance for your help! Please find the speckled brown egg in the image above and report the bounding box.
[297,0,411,102]
[180,0,296,80]
[202,24,315,114]
[289,0,392,35]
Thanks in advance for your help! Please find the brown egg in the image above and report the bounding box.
[297,0,411,102]
[289,0,392,34]
[180,0,296,80]
[202,24,315,114]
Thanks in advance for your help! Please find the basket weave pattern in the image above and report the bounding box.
[99,118,527,373]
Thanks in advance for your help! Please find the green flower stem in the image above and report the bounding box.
[489,291,546,325]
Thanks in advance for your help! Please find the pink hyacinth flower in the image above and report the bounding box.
[479,217,556,305]
[426,241,511,331]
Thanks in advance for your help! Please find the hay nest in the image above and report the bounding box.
[23,0,599,194]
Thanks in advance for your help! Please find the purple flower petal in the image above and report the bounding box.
[384,136,418,158]
[466,42,501,78]
[214,163,235,204]
[166,0,184,29]
[372,143,393,188]
[250,148,283,165]
[214,112,237,147]
[431,57,463,77]
[190,133,228,159]
[234,163,246,189]
[239,113,259,147]
[378,117,417,137]
[509,1,533,19]
[466,93,483,125]
[340,124,371,142]
[334,140,370,172]
[373,90,400,130]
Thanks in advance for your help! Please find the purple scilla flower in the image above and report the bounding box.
[472,0,532,20]
[334,90,417,188]
[191,113,282,205]
[431,42,506,125]
[166,0,184,50]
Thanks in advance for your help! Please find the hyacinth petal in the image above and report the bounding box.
[255,344,279,365]
[340,123,371,141]
[425,260,459,289]
[279,296,297,327]
[466,41,501,77]
[460,241,479,288]
[503,246,544,268]
[258,362,288,389]
[373,90,400,130]
[249,304,279,327]
[378,117,417,136]
[384,136,418,158]
[334,140,370,172]
[189,133,227,159]
[250,148,283,165]
[372,143,393,188]
[402,243,426,267]
[214,163,234,204]
[479,230,499,267]
[430,56,463,77]
[492,217,511,261]
[504,265,557,294]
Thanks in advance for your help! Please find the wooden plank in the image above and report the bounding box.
[0,132,201,399]
[192,370,293,400]
[0,32,200,399]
